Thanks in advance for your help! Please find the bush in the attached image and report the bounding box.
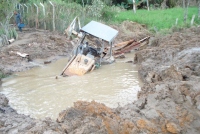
[102,5,121,21]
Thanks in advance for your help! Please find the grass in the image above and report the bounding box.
[0,71,7,79]
[113,7,200,31]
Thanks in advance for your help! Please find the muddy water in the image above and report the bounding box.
[0,53,141,120]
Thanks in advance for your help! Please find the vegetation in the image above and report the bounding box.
[113,7,200,31]
[0,0,18,46]
[0,0,199,48]
[0,71,7,79]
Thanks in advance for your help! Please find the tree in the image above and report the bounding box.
[133,0,136,13]
[198,1,200,19]
[146,0,149,11]
[161,0,167,9]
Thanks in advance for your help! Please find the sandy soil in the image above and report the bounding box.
[0,22,200,134]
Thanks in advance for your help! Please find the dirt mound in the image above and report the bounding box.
[133,27,200,133]
[112,21,152,43]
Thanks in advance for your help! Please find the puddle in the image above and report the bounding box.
[0,53,142,120]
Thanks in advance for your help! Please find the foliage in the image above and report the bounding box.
[15,0,121,32]
[114,7,200,31]
[167,0,176,8]
[117,2,130,9]
[0,0,17,22]
[0,71,7,79]
[0,0,18,46]
[102,5,121,21]
[86,0,105,18]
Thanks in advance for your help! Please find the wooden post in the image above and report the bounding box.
[175,18,178,25]
[190,15,195,25]
[183,0,190,23]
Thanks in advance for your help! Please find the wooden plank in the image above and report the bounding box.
[114,39,135,47]
[113,39,136,51]
[114,36,150,55]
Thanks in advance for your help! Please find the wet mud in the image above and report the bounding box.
[0,23,200,133]
[0,29,73,75]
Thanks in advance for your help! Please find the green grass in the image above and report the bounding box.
[0,71,7,79]
[114,7,200,31]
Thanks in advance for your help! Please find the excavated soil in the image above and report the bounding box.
[0,22,200,134]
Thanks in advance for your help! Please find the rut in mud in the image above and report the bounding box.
[0,22,200,134]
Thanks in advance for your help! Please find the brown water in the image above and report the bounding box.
[0,53,141,120]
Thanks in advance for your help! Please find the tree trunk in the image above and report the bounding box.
[183,0,186,22]
[82,0,84,7]
[133,0,136,13]
[161,0,167,9]
[147,0,149,11]
[198,1,200,19]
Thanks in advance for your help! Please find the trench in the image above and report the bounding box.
[0,53,142,120]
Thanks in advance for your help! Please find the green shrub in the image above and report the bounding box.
[102,5,119,21]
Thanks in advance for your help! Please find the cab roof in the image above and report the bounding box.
[80,21,118,44]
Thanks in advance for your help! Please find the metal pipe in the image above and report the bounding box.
[49,1,55,31]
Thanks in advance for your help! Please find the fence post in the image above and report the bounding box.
[24,4,28,13]
[23,4,28,26]
[49,1,55,31]
[40,2,46,30]
[175,18,178,25]
[19,4,24,16]
[34,3,39,29]
[28,4,32,27]
[190,15,195,26]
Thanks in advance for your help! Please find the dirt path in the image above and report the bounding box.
[0,23,200,133]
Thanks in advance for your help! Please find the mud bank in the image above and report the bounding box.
[0,24,200,133]
[0,29,73,75]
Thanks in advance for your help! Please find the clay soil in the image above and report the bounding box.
[0,22,200,134]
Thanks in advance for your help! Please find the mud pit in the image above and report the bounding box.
[0,22,200,133]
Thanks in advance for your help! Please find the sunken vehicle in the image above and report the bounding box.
[61,21,118,76]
